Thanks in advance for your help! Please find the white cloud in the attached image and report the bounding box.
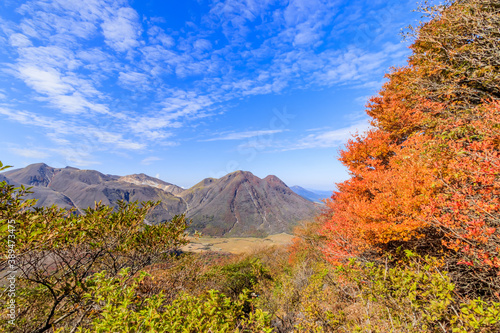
[9,148,49,159]
[47,133,70,145]
[65,158,101,167]
[128,116,176,140]
[141,156,162,165]
[9,33,32,47]
[147,25,174,47]
[86,128,146,150]
[118,71,149,89]
[53,147,101,166]
[9,43,113,115]
[14,64,111,115]
[0,107,144,151]
[0,107,69,133]
[17,46,82,70]
[51,93,110,114]
[193,39,212,51]
[17,0,102,41]
[0,0,413,163]
[354,95,372,106]
[101,7,142,52]
[17,65,73,95]
[284,120,372,151]
[204,129,286,141]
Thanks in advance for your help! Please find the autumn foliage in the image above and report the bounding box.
[321,0,500,294]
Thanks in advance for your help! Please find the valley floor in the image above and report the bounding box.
[181,233,294,254]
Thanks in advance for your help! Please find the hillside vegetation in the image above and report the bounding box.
[1,0,499,332]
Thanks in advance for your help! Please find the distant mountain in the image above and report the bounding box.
[2,164,319,237]
[290,186,332,204]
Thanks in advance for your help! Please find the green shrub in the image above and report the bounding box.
[339,251,500,332]
[0,161,190,332]
[78,268,273,333]
[451,298,500,333]
[203,257,272,299]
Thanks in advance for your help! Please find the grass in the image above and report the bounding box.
[181,233,294,254]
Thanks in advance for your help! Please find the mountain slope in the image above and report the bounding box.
[2,163,57,187]
[119,173,185,195]
[0,171,77,211]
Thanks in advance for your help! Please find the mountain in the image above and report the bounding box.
[119,173,185,195]
[2,163,187,222]
[1,164,319,237]
[0,170,76,210]
[180,171,319,237]
[290,186,332,204]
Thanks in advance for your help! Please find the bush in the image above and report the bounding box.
[203,257,273,299]
[77,268,273,333]
[336,251,500,332]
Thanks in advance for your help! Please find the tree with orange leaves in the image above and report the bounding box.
[321,0,500,298]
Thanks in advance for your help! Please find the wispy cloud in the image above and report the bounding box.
[0,107,144,152]
[101,7,142,53]
[9,147,49,159]
[9,33,32,47]
[52,147,101,167]
[118,71,149,90]
[354,95,372,106]
[204,129,286,141]
[284,120,372,151]
[141,156,162,165]
[0,0,413,163]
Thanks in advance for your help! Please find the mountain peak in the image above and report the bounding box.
[180,170,318,236]
[264,175,287,187]
[30,162,49,168]
[264,174,280,182]
[2,162,56,187]
[290,186,332,204]
[219,170,260,184]
[227,170,255,178]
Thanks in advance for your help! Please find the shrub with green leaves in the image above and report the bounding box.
[77,268,273,333]
[338,251,500,332]
[203,257,273,299]
[0,161,190,332]
[451,299,500,333]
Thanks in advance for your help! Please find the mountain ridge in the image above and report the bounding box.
[2,163,319,237]
[290,185,332,203]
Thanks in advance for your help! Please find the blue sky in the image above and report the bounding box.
[0,0,421,190]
